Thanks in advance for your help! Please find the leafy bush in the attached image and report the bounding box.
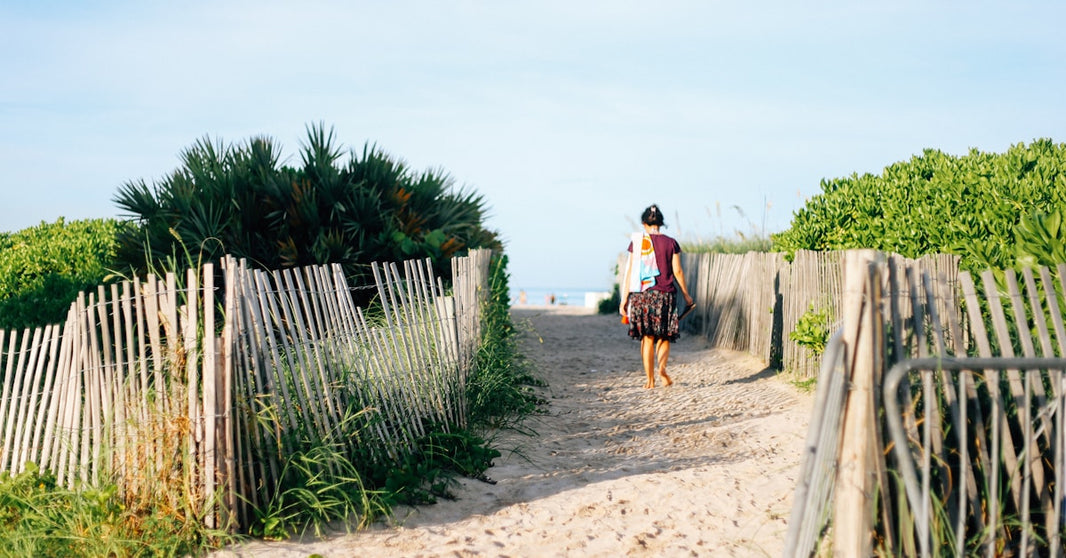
[1014,208,1066,269]
[772,138,1066,271]
[0,218,125,330]
[789,303,831,358]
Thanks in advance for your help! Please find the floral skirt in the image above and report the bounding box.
[626,290,680,341]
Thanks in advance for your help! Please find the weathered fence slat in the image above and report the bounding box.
[39,307,74,473]
[834,250,881,558]
[982,269,1051,528]
[415,259,461,429]
[77,296,93,485]
[325,265,394,456]
[373,262,431,438]
[231,260,274,506]
[27,327,57,471]
[0,330,10,462]
[200,263,217,529]
[281,268,334,439]
[219,258,238,529]
[94,286,114,484]
[353,304,416,452]
[397,260,451,429]
[269,269,328,442]
[404,261,448,427]
[106,284,126,485]
[939,269,993,541]
[252,270,300,440]
[57,314,77,486]
[0,329,27,471]
[391,263,436,427]
[1006,269,1058,543]
[28,325,61,473]
[306,265,346,420]
[920,272,980,552]
[183,268,200,511]
[7,327,41,473]
[1024,268,1057,358]
[959,271,1013,542]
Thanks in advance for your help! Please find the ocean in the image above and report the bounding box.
[511,287,612,308]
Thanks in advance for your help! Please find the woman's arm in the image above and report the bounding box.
[672,253,693,305]
[620,252,633,316]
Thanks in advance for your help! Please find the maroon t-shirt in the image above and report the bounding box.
[627,233,682,293]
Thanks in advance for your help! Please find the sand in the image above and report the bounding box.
[216,305,813,557]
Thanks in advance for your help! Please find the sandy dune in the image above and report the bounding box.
[218,305,812,557]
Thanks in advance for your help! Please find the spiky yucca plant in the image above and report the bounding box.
[113,122,500,284]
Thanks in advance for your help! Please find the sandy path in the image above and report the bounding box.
[218,306,812,557]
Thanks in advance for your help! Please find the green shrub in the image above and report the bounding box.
[1014,207,1066,269]
[0,218,125,330]
[251,432,386,540]
[597,283,620,315]
[772,138,1066,271]
[789,302,831,358]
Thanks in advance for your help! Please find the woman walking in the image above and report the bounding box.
[620,204,694,388]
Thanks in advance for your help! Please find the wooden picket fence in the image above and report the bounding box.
[676,249,959,377]
[0,249,492,530]
[785,251,1066,557]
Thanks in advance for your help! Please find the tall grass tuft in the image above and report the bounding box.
[681,233,773,254]
[246,380,392,540]
[0,462,233,557]
[358,427,502,508]
[465,254,546,429]
[252,439,387,540]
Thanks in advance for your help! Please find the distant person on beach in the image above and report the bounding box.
[519,290,527,305]
[620,204,694,388]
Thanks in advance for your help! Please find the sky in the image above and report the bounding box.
[2,1,1065,293]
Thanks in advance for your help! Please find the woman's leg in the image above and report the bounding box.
[641,335,656,388]
[655,338,673,386]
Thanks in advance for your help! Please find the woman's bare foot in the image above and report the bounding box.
[660,370,673,386]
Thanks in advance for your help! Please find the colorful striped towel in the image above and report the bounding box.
[627,232,659,292]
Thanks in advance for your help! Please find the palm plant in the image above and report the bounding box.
[341,141,500,281]
[113,122,500,285]
[113,135,287,274]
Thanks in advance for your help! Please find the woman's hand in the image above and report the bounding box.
[619,295,628,316]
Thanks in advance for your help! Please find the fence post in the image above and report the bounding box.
[834,249,883,556]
